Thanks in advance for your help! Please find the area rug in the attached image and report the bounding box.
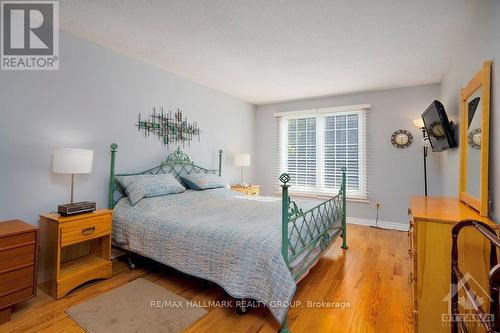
[65,278,207,333]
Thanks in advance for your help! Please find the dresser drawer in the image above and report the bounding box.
[0,287,34,309]
[60,216,111,247]
[0,232,35,251]
[0,265,34,295]
[0,244,35,272]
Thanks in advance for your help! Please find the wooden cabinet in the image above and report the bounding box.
[0,220,38,324]
[409,196,496,333]
[230,184,260,196]
[38,210,112,299]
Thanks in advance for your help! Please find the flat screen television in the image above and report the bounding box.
[421,100,457,152]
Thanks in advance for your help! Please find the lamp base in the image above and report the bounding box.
[58,201,96,216]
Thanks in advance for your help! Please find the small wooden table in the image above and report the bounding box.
[0,220,38,324]
[38,209,112,299]
[230,184,260,196]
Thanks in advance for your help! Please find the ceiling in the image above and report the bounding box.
[59,0,476,105]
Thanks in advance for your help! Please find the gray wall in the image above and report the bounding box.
[0,31,255,225]
[438,0,500,222]
[254,84,440,224]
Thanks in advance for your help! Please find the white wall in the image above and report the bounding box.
[438,0,500,222]
[3,1,498,227]
[254,84,440,224]
[0,31,255,225]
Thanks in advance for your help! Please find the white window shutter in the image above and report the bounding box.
[276,106,369,199]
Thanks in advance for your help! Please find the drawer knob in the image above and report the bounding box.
[82,227,96,236]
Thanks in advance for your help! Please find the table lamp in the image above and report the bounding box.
[53,148,93,204]
[234,153,250,186]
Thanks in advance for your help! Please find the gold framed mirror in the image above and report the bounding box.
[459,60,491,216]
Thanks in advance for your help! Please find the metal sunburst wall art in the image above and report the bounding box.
[136,107,201,147]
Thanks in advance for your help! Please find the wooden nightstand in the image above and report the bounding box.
[230,184,260,196]
[0,220,38,324]
[38,209,112,299]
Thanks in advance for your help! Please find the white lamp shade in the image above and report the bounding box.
[53,148,94,174]
[413,118,425,129]
[234,153,250,167]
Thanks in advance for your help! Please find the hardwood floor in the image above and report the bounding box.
[0,224,413,333]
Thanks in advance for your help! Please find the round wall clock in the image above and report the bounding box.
[391,130,413,149]
[468,128,481,149]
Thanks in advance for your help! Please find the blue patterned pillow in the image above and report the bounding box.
[115,174,185,205]
[180,174,226,190]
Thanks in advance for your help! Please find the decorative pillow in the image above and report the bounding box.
[115,174,185,205]
[180,174,226,190]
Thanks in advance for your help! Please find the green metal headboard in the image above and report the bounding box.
[108,143,223,208]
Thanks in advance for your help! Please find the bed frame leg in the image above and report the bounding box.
[279,315,290,333]
[341,233,348,250]
[236,304,248,315]
[341,218,348,249]
[127,254,136,270]
[341,167,348,250]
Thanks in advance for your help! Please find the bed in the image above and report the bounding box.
[107,144,347,333]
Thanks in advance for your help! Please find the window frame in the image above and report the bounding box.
[278,107,367,200]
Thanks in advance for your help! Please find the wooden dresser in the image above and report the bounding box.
[0,220,38,324]
[409,196,497,333]
[230,184,260,196]
[38,210,112,299]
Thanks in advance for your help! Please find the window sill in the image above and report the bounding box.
[273,190,370,203]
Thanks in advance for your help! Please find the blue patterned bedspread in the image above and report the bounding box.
[112,188,320,323]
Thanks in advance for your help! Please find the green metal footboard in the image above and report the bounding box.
[278,169,347,333]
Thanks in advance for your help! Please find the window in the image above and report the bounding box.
[278,105,368,199]
[286,117,317,188]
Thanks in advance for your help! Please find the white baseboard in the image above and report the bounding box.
[347,217,409,231]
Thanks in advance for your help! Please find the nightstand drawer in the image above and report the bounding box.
[0,244,35,272]
[60,216,111,247]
